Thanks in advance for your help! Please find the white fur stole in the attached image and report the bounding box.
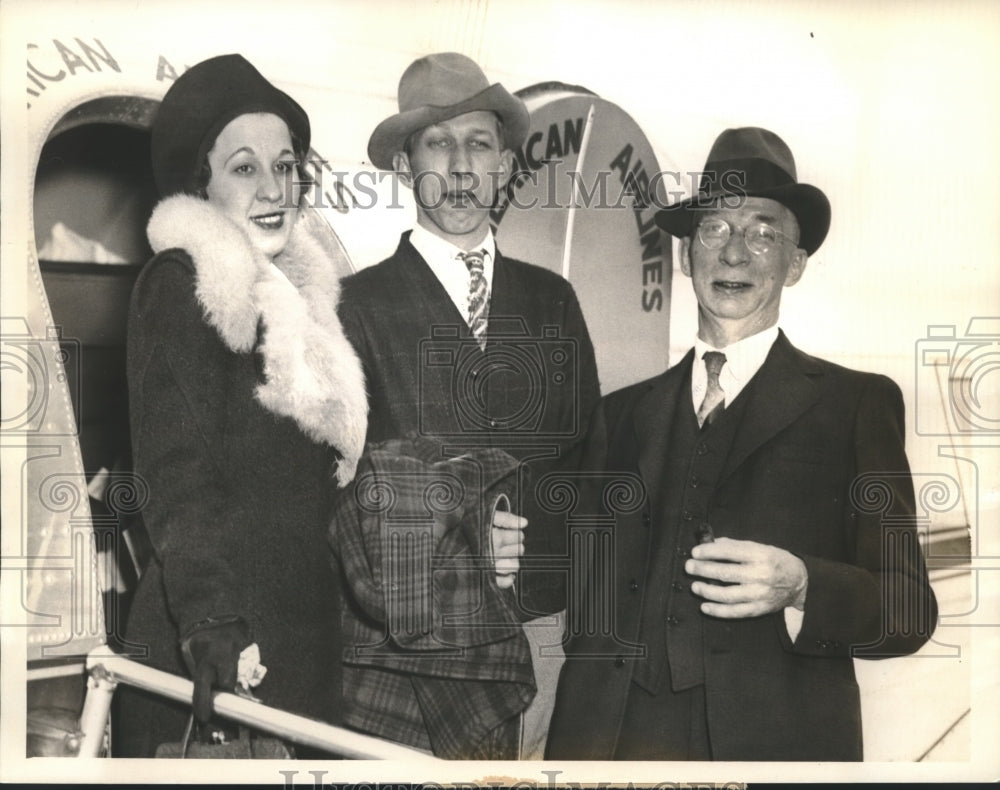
[147,195,367,485]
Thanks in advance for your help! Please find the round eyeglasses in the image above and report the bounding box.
[696,218,795,255]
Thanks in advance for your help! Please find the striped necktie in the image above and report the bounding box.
[697,351,727,428]
[461,249,489,349]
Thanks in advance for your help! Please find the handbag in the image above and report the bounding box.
[154,708,292,759]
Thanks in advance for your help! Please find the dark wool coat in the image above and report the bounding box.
[117,196,367,757]
[546,332,938,761]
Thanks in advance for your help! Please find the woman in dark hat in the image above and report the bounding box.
[117,54,366,756]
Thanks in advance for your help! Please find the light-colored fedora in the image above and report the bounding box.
[367,52,529,170]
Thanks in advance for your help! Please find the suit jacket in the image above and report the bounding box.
[339,232,599,449]
[339,232,601,614]
[546,331,938,761]
[336,232,600,753]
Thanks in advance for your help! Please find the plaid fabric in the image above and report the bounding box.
[331,435,536,758]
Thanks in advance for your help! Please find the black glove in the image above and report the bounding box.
[179,616,252,723]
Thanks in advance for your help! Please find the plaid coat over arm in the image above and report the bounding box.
[330,436,535,758]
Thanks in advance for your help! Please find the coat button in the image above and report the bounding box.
[489,418,499,428]
[666,616,680,626]
[696,442,709,455]
[642,512,651,527]
[682,510,694,521]
[675,545,687,557]
[690,475,701,488]
[629,579,639,592]
[614,656,626,667]
[671,581,684,592]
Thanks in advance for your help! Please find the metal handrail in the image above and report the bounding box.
[81,648,441,761]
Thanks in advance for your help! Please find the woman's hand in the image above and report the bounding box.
[180,616,252,722]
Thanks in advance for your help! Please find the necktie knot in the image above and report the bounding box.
[703,350,726,381]
[461,249,486,275]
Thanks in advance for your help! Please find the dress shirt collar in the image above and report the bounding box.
[409,224,496,322]
[690,325,780,410]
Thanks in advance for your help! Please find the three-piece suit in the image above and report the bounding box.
[546,331,937,761]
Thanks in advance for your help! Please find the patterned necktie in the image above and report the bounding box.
[461,249,489,349]
[697,351,727,428]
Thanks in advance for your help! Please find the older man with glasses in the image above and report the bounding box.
[546,127,938,761]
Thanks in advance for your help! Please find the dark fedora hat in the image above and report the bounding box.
[151,54,310,198]
[367,52,530,170]
[655,127,830,256]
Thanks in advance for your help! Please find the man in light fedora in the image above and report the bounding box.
[338,52,599,759]
[546,127,937,760]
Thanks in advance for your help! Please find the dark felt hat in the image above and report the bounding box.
[367,52,530,170]
[655,127,831,256]
[151,54,310,198]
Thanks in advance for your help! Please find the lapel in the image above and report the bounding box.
[393,233,471,330]
[632,349,694,518]
[488,248,515,318]
[146,194,368,486]
[481,248,524,349]
[719,331,823,484]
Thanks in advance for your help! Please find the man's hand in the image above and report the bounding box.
[491,509,526,589]
[684,537,808,618]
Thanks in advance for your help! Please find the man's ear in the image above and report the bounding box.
[392,151,413,187]
[784,248,808,287]
[679,237,693,277]
[495,148,515,192]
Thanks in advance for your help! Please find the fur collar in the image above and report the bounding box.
[147,195,367,485]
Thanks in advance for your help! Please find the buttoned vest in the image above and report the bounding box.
[632,374,752,694]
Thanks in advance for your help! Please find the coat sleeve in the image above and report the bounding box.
[560,280,601,439]
[336,285,374,411]
[128,254,251,635]
[516,280,603,615]
[788,374,938,658]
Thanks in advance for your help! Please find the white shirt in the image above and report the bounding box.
[409,223,495,325]
[690,325,779,413]
[689,325,805,642]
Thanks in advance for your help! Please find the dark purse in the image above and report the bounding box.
[156,617,290,758]
[154,710,292,759]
